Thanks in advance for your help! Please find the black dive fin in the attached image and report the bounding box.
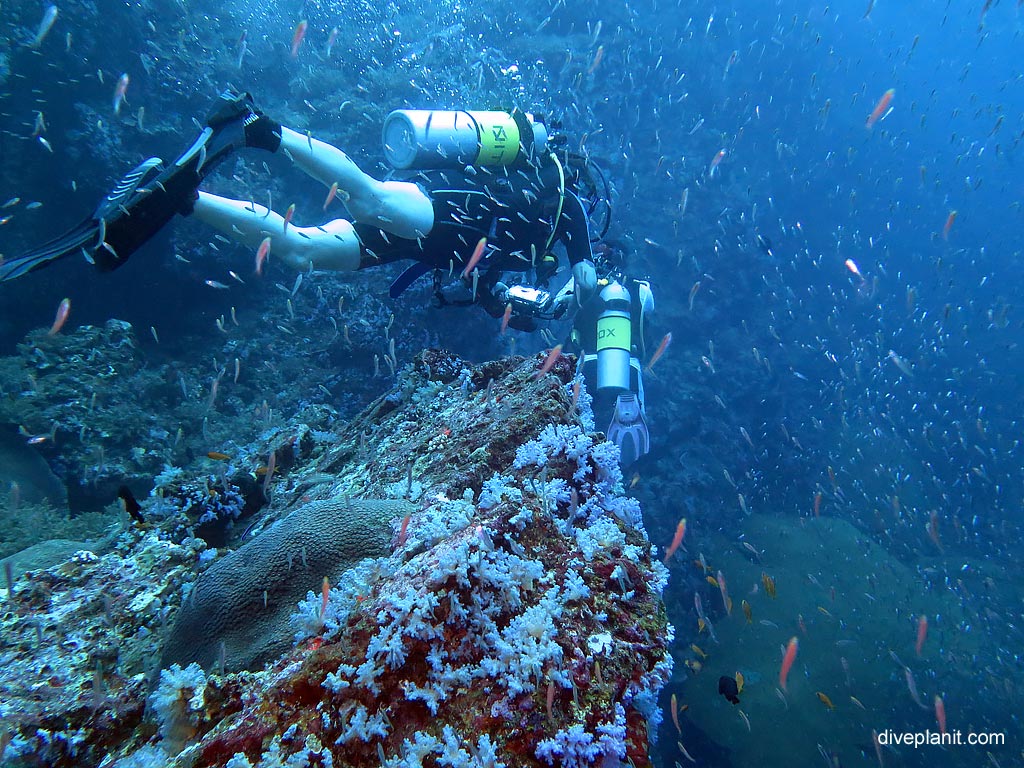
[0,91,277,283]
[0,218,100,282]
[93,157,165,222]
[0,157,168,282]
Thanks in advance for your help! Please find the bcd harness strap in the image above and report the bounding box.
[543,152,566,254]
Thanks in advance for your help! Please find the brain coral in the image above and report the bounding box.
[161,497,413,672]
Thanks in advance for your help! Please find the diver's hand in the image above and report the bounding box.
[547,287,575,320]
[572,259,597,306]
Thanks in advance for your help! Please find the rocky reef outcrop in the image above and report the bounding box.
[0,348,671,767]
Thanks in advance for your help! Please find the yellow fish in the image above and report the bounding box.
[735,671,745,695]
[706,575,719,587]
[697,618,707,634]
[691,644,707,659]
[761,571,777,599]
[206,451,232,461]
[741,599,753,624]
[816,692,835,710]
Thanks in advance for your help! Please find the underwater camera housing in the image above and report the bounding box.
[506,284,553,317]
[382,109,548,170]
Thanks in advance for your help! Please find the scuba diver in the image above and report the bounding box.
[0,90,650,464]
[0,90,597,328]
[570,241,653,467]
[479,233,652,466]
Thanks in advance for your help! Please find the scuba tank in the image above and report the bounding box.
[580,276,654,467]
[382,109,548,170]
[595,281,633,392]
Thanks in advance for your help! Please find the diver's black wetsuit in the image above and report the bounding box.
[357,159,594,317]
[0,91,593,321]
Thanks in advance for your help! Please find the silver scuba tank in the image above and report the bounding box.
[595,281,632,393]
[382,109,548,170]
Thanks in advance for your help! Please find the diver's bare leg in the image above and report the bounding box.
[191,191,361,272]
[277,127,434,241]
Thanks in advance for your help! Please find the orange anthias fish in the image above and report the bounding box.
[396,513,412,547]
[461,236,488,279]
[533,344,563,380]
[688,280,701,311]
[290,19,308,58]
[645,332,673,372]
[323,182,339,211]
[779,636,799,691]
[663,517,687,564]
[500,303,513,335]
[942,210,957,241]
[113,73,130,115]
[717,569,732,615]
[48,297,71,336]
[865,88,895,129]
[915,614,928,656]
[708,148,727,176]
[255,236,271,276]
[262,450,277,498]
[320,576,331,618]
[934,694,947,735]
[283,203,296,234]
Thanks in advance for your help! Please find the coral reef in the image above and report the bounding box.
[0,320,177,509]
[0,349,671,767]
[161,497,414,673]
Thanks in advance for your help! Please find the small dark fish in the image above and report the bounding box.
[756,234,774,257]
[117,485,144,524]
[718,675,740,705]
